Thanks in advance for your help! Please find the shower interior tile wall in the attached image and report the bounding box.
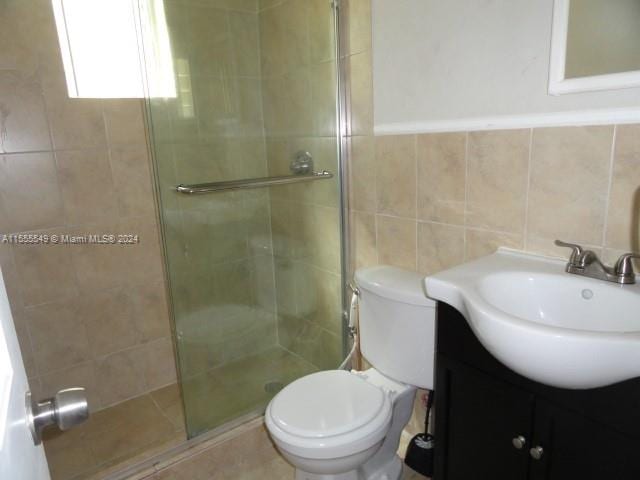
[151,0,278,386]
[0,0,175,411]
[151,0,347,403]
[261,0,346,370]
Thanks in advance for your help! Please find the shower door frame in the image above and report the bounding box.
[333,0,352,359]
[142,0,354,443]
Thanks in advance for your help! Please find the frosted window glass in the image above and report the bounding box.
[51,0,176,98]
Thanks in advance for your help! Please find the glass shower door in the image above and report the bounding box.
[142,0,344,437]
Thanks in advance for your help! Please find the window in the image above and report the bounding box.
[51,0,176,98]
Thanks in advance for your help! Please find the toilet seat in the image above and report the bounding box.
[266,370,393,460]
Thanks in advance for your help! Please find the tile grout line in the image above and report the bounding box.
[522,128,534,251]
[5,260,40,384]
[17,271,166,310]
[373,209,379,265]
[601,124,617,250]
[462,132,469,260]
[35,336,172,390]
[276,344,320,372]
[17,70,61,388]
[147,386,183,432]
[256,0,287,14]
[414,134,418,271]
[252,0,281,350]
[374,211,467,224]
[373,137,380,264]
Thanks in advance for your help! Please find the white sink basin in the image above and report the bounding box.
[424,249,640,389]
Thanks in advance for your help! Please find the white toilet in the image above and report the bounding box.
[265,266,436,480]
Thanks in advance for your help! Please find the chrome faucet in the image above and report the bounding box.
[555,240,640,284]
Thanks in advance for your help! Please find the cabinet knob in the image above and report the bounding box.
[511,435,526,450]
[529,446,544,460]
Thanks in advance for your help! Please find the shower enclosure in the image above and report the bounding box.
[143,0,347,438]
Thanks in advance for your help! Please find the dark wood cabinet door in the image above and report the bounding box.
[435,357,534,480]
[530,399,640,480]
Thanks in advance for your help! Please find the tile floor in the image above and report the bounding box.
[44,346,423,480]
[43,384,186,480]
[143,422,428,480]
[43,347,318,480]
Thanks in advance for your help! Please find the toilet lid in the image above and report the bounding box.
[268,370,388,439]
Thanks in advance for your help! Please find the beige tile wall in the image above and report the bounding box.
[0,0,175,410]
[351,126,640,275]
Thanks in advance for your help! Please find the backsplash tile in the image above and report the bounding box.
[375,135,417,218]
[376,215,417,271]
[466,129,529,234]
[527,126,613,247]
[350,124,639,276]
[606,124,640,250]
[417,222,464,274]
[417,132,467,225]
[351,210,377,269]
[465,228,523,262]
[349,136,376,213]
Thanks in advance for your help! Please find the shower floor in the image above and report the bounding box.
[182,346,319,437]
[43,346,317,480]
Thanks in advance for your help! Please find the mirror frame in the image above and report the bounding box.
[549,0,640,95]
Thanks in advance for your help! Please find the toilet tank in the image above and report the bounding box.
[354,266,436,389]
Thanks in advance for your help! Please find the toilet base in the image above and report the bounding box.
[293,455,402,480]
[295,470,359,480]
[364,454,402,480]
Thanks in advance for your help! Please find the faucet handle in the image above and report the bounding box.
[614,253,640,283]
[554,240,584,264]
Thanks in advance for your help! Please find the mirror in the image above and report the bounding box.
[549,0,640,95]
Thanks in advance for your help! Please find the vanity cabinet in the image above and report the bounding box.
[434,302,640,480]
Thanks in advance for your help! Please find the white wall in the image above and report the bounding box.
[373,0,640,134]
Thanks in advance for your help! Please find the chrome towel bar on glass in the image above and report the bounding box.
[176,170,333,195]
